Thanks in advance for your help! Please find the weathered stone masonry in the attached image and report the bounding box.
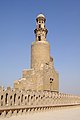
[0,87,80,117]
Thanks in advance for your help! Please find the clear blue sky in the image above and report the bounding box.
[0,0,80,95]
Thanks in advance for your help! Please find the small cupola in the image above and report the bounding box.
[34,13,48,42]
[36,14,46,29]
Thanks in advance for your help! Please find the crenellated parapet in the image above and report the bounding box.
[0,88,80,117]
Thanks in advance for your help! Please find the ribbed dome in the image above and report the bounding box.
[36,14,45,19]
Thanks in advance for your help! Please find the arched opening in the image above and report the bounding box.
[38,36,41,41]
[50,78,54,91]
[5,93,8,105]
[21,94,23,103]
[39,24,41,28]
[1,95,3,100]
[14,94,16,104]
[10,95,13,106]
[28,95,30,102]
[1,95,3,106]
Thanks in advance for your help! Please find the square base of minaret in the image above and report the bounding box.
[14,61,59,92]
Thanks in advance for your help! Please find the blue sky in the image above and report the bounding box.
[0,0,80,95]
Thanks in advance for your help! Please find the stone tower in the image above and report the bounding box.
[14,14,59,92]
[31,14,50,69]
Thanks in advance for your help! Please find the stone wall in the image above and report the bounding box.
[14,57,59,92]
[31,41,50,69]
[0,87,80,117]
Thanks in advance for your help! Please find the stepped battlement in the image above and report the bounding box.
[0,88,80,117]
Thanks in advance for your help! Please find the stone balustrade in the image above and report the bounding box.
[0,87,80,117]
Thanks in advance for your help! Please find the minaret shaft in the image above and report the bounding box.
[31,14,50,69]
